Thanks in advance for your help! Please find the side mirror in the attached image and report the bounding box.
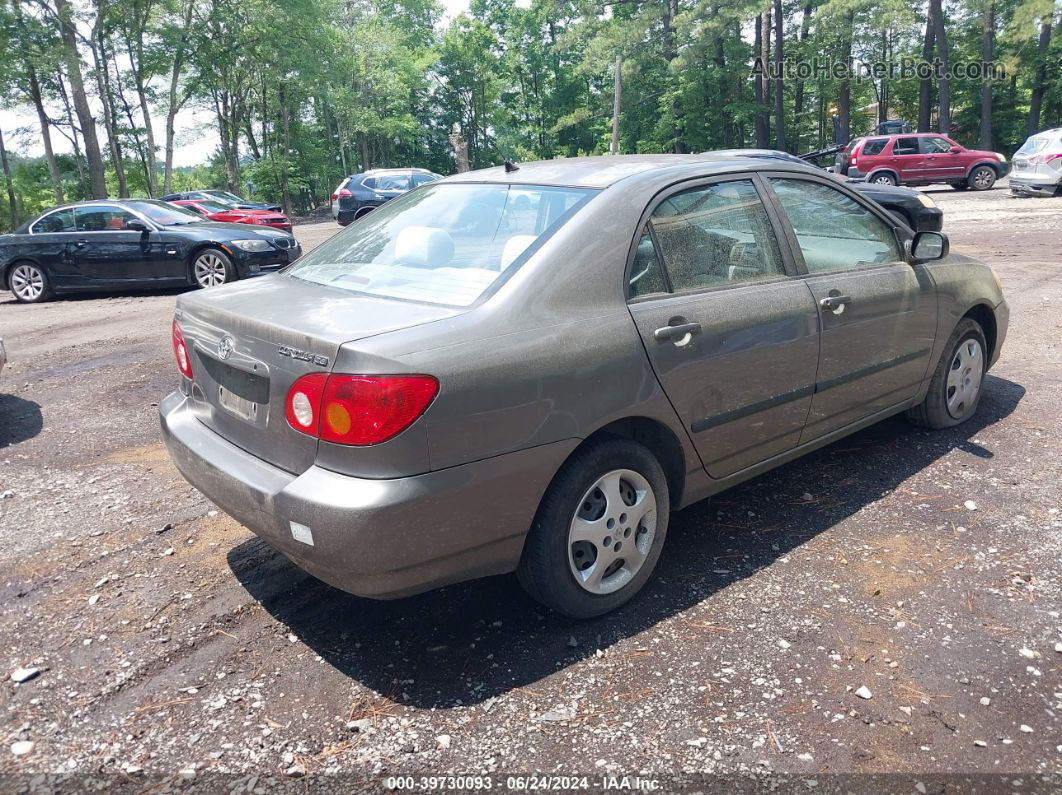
[911,231,949,262]
[949,146,962,154]
[126,218,149,232]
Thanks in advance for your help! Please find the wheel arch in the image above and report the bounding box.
[185,242,232,283]
[573,416,687,510]
[866,168,900,184]
[2,257,49,290]
[353,206,375,220]
[962,302,998,363]
[968,159,1004,176]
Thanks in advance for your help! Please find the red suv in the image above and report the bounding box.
[840,133,1009,191]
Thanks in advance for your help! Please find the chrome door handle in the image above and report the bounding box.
[654,322,701,341]
[75,240,88,248]
[819,294,851,310]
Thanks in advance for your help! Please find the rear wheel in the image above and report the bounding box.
[192,248,236,289]
[871,172,898,185]
[907,318,988,429]
[968,166,997,191]
[517,439,669,618]
[8,262,53,303]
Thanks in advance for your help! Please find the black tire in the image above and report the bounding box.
[517,439,670,619]
[871,172,898,186]
[191,247,237,289]
[7,261,54,304]
[907,318,988,429]
[967,166,997,191]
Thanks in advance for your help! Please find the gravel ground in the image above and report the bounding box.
[0,184,1060,790]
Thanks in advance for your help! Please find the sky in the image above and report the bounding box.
[0,0,474,170]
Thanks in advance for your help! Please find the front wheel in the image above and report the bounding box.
[907,318,988,429]
[8,262,53,303]
[967,166,997,191]
[192,248,236,289]
[517,439,669,619]
[872,173,898,186]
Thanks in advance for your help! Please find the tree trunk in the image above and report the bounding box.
[129,43,158,195]
[979,0,994,150]
[611,57,622,155]
[918,6,935,132]
[278,85,293,216]
[753,15,769,147]
[28,70,65,204]
[56,0,107,198]
[712,6,735,147]
[163,0,195,194]
[878,28,889,124]
[793,1,813,139]
[773,0,786,151]
[91,19,128,198]
[930,0,950,134]
[1028,20,1052,135]
[56,74,86,183]
[0,127,17,229]
[838,11,854,143]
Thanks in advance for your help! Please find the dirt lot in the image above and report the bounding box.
[0,184,1060,790]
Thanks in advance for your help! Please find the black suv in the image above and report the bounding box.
[330,169,441,225]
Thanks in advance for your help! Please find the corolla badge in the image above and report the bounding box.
[218,336,234,360]
[277,345,329,367]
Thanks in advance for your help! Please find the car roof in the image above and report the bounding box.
[442,154,797,189]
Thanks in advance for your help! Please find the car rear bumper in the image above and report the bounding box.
[159,391,577,598]
[1009,176,1061,197]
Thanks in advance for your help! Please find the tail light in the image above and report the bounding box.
[172,318,193,378]
[285,374,438,446]
[331,188,353,200]
[1030,153,1062,166]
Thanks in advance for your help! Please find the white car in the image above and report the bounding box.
[1010,127,1062,197]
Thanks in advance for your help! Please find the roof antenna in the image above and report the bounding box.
[504,159,520,173]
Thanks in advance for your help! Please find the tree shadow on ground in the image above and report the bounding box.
[0,394,43,449]
[229,374,1024,709]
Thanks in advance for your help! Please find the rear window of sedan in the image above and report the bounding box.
[287,183,597,306]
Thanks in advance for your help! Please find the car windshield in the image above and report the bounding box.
[287,182,597,306]
[196,201,232,213]
[126,200,203,225]
[207,190,246,203]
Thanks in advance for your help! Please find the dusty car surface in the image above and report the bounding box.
[160,154,1009,618]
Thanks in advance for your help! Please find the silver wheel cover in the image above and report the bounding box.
[874,175,894,184]
[946,338,984,419]
[973,168,993,188]
[568,468,657,595]
[11,264,45,301]
[194,253,229,288]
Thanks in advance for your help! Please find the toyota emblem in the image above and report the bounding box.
[218,336,234,360]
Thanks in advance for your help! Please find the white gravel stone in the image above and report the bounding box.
[855,686,873,700]
[436,735,451,750]
[964,500,978,510]
[11,667,40,684]
[10,741,34,756]
[980,697,991,706]
[1020,725,1034,733]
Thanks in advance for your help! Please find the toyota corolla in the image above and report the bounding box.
[160,155,1008,618]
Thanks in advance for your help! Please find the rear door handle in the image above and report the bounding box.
[75,240,89,248]
[819,294,851,310]
[654,321,701,341]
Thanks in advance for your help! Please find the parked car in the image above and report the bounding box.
[0,200,301,303]
[0,336,5,379]
[1009,127,1062,197]
[161,154,1008,619]
[331,168,441,225]
[837,134,1009,190]
[160,190,282,213]
[708,149,943,231]
[170,199,292,232]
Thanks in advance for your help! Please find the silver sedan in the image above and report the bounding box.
[161,154,1008,618]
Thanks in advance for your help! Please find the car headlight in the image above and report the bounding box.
[994,152,1007,162]
[916,192,938,208]
[230,239,272,252]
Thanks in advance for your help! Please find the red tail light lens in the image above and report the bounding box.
[172,318,193,378]
[285,374,438,445]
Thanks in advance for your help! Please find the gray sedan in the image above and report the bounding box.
[160,155,1008,618]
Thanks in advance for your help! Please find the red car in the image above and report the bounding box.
[840,133,1009,191]
[170,199,292,232]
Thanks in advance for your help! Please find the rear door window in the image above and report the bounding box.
[894,137,920,155]
[649,179,785,292]
[920,137,953,154]
[75,206,139,232]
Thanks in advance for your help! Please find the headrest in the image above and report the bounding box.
[393,226,454,267]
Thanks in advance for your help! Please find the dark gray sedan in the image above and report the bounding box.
[160,155,1008,618]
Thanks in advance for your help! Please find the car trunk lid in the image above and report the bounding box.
[175,275,459,474]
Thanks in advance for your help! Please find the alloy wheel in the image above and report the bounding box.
[567,469,657,595]
[194,253,229,288]
[946,338,984,419]
[874,175,896,185]
[973,168,994,189]
[10,264,45,301]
